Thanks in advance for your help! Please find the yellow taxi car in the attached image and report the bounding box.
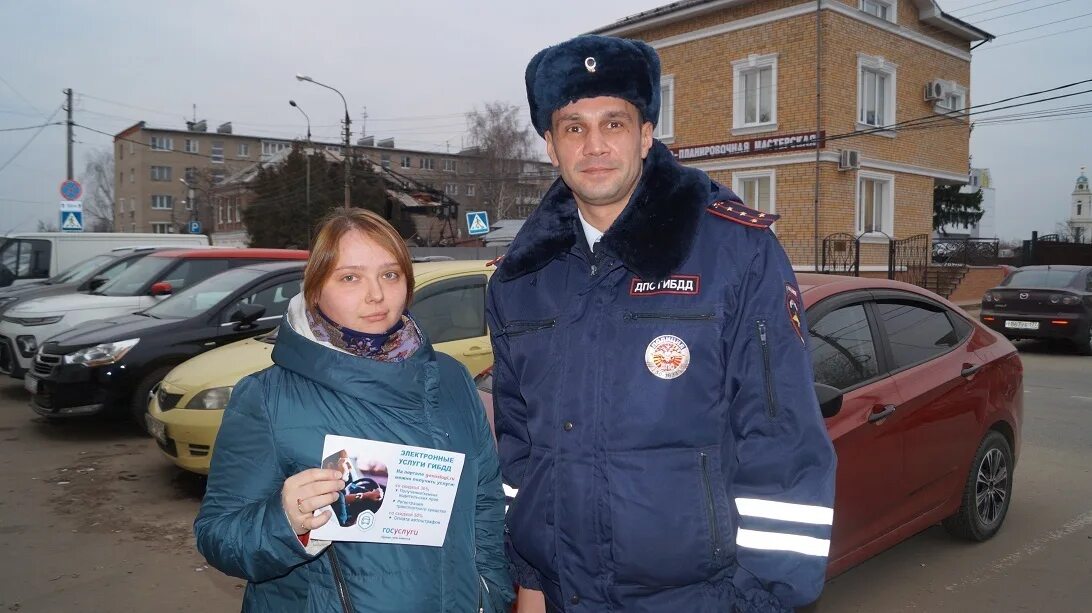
[147,259,496,474]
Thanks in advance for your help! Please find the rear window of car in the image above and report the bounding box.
[49,254,115,283]
[1001,270,1079,289]
[876,301,961,369]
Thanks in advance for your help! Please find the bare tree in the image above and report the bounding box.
[36,220,59,232]
[466,102,536,221]
[82,148,115,232]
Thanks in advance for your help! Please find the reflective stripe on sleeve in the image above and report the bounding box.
[735,498,834,525]
[503,484,519,498]
[736,528,831,557]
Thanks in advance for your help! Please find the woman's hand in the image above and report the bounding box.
[281,468,345,535]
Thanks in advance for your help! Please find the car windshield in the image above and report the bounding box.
[94,256,175,296]
[48,254,116,284]
[1002,270,1079,289]
[143,267,265,319]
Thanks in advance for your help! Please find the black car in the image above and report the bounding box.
[29,261,304,425]
[0,247,172,375]
[980,265,1092,354]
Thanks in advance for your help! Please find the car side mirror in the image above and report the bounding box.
[815,383,843,419]
[150,281,173,296]
[87,276,109,291]
[229,303,266,327]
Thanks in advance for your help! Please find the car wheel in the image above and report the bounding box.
[1075,328,1092,356]
[943,430,1013,541]
[130,365,175,433]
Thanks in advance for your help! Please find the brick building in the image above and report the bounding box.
[593,0,991,269]
[114,122,555,237]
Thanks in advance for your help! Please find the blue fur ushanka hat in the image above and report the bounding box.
[525,35,661,136]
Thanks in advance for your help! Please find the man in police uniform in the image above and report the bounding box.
[486,35,837,613]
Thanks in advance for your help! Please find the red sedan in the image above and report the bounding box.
[476,274,1023,579]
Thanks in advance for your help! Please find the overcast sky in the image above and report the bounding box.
[1,0,1089,239]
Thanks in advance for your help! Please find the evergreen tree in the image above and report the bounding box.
[933,184,984,233]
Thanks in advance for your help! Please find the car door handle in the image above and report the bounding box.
[961,363,983,378]
[462,346,492,357]
[868,404,897,423]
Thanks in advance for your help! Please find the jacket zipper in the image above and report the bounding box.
[623,311,717,322]
[478,575,489,613]
[327,544,354,613]
[504,319,557,337]
[756,320,779,419]
[699,452,722,559]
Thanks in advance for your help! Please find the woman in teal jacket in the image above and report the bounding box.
[195,209,513,613]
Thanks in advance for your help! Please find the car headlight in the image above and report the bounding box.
[185,386,233,410]
[3,315,63,326]
[63,338,140,367]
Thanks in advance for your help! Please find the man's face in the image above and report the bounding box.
[545,96,653,212]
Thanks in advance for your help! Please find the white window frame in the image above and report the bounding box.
[151,222,175,234]
[466,184,476,197]
[400,156,412,169]
[150,165,172,181]
[732,53,778,134]
[934,81,967,117]
[421,158,435,171]
[732,169,777,217]
[444,183,458,196]
[238,143,250,157]
[654,74,675,142]
[860,0,897,24]
[211,141,225,164]
[442,159,457,173]
[857,54,897,134]
[856,170,895,239]
[150,195,173,210]
[150,136,173,151]
[184,138,199,153]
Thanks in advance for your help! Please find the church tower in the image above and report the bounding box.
[1071,167,1092,243]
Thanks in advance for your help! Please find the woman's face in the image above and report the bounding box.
[316,230,408,334]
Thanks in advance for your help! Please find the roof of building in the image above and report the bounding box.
[591,0,992,42]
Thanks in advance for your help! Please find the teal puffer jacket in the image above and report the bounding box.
[195,298,513,612]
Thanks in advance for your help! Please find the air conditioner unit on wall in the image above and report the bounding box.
[838,149,860,171]
[924,80,947,101]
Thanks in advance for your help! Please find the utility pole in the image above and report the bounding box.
[64,88,74,180]
[342,107,352,211]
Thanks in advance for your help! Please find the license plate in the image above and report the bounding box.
[1005,320,1039,330]
[146,415,167,446]
[24,374,38,394]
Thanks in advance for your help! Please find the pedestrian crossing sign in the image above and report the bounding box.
[466,211,490,236]
[60,211,83,232]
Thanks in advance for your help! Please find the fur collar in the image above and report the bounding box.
[496,140,712,282]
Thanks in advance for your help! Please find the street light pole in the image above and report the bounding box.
[296,74,351,210]
[179,178,197,233]
[289,100,312,245]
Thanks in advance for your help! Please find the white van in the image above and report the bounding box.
[0,233,210,288]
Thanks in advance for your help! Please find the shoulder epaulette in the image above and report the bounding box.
[486,255,505,267]
[707,200,779,229]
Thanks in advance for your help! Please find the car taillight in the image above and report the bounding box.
[1049,295,1060,304]
[1061,295,1080,305]
[983,293,994,303]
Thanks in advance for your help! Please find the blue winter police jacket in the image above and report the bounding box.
[194,297,513,613]
[486,141,837,613]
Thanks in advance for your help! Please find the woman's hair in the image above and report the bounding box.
[303,208,415,307]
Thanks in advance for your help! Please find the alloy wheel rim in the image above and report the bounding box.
[975,448,1008,526]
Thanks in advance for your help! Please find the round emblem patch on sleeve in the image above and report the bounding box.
[645,335,690,379]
